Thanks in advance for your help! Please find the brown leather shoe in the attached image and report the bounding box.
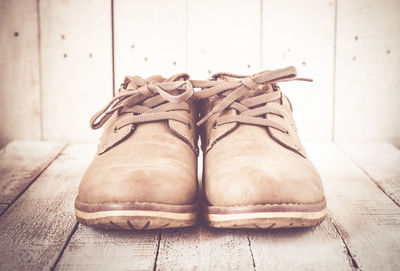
[193,66,327,229]
[75,74,199,230]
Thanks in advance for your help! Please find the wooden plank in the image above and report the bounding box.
[0,0,41,146]
[188,0,261,78]
[0,141,65,204]
[156,226,255,271]
[306,142,400,270]
[0,144,96,271]
[335,0,400,141]
[55,225,159,271]
[340,142,400,206]
[113,0,187,89]
[248,218,352,270]
[40,0,112,142]
[262,0,335,140]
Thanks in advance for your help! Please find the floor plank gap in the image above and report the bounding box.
[328,215,360,271]
[338,143,400,208]
[51,222,79,271]
[246,235,257,271]
[153,230,162,271]
[0,143,68,217]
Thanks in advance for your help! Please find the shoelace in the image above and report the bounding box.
[90,74,194,131]
[192,66,312,134]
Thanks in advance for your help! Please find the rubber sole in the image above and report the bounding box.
[203,198,327,229]
[75,198,197,230]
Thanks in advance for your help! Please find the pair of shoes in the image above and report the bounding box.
[74,66,327,230]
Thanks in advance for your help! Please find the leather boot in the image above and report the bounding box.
[75,74,199,230]
[193,66,326,229]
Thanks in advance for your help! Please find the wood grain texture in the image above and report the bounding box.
[248,218,352,270]
[339,142,400,206]
[187,0,261,78]
[0,144,96,271]
[0,140,65,204]
[55,224,159,271]
[113,0,187,89]
[306,142,400,270]
[335,0,400,142]
[40,0,113,142]
[0,0,41,146]
[262,0,335,140]
[156,226,255,271]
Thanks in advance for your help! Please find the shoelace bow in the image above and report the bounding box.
[191,66,312,134]
[90,74,194,130]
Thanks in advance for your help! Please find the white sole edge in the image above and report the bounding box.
[206,208,327,222]
[75,209,197,220]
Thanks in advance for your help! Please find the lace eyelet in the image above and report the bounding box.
[212,122,219,129]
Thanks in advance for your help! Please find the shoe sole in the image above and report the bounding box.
[204,198,327,229]
[75,198,197,230]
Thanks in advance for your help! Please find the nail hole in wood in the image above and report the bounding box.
[89,53,93,58]
[352,56,356,61]
[63,53,67,58]
[247,64,251,68]
[302,61,306,66]
[131,44,134,49]
[173,61,176,66]
[61,34,65,40]
[14,32,19,37]
[386,49,391,54]
[144,57,148,61]
[354,35,358,41]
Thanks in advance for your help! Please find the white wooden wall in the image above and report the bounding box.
[1,0,399,147]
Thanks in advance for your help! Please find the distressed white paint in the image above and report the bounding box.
[187,0,261,78]
[40,0,112,142]
[113,0,187,89]
[262,0,335,140]
[335,0,400,142]
[0,0,41,147]
[1,0,400,143]
[306,142,400,270]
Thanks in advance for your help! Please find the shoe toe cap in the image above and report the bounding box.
[204,154,324,207]
[78,159,197,206]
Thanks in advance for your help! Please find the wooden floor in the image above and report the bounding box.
[0,141,399,271]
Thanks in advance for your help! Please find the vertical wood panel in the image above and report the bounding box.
[113,0,187,89]
[187,0,261,78]
[335,0,400,142]
[0,0,41,147]
[40,0,113,142]
[262,0,335,140]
